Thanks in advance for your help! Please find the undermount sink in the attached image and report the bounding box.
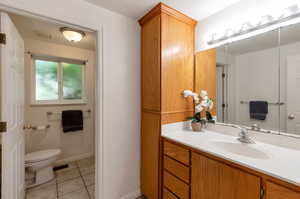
[210,141,269,159]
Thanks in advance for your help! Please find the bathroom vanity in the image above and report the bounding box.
[161,122,300,199]
[139,2,300,199]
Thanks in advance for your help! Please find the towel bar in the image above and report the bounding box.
[240,101,284,105]
[46,109,91,116]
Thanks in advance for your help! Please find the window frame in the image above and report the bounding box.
[31,55,87,105]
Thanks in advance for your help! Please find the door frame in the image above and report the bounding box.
[0,4,104,199]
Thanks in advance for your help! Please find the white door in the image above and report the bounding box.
[287,55,300,135]
[0,12,25,199]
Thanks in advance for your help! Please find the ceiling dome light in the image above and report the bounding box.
[60,27,85,42]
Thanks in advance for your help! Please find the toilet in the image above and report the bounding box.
[25,149,61,188]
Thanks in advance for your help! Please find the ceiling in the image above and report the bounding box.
[9,13,96,51]
[85,0,242,20]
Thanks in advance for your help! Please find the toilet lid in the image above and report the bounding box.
[25,149,61,163]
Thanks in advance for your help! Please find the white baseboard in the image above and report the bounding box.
[54,152,94,166]
[120,190,141,199]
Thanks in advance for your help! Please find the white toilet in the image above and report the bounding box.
[25,149,61,188]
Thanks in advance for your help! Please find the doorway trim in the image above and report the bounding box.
[0,3,104,199]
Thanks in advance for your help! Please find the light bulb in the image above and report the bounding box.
[258,15,273,26]
[240,22,253,32]
[225,29,235,37]
[281,8,294,18]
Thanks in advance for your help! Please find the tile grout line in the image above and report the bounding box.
[77,161,92,199]
[56,177,59,199]
[27,159,93,199]
[55,162,82,198]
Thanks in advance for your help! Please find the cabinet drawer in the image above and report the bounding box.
[163,188,178,199]
[164,155,189,183]
[266,181,300,199]
[164,141,190,165]
[164,171,189,199]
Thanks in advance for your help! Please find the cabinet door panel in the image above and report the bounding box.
[164,171,189,199]
[164,141,190,165]
[141,112,161,199]
[161,13,194,114]
[266,181,300,199]
[164,155,190,183]
[191,152,261,199]
[191,152,220,199]
[141,15,161,111]
[163,188,178,199]
[219,162,261,199]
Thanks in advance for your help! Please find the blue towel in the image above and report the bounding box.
[249,101,268,120]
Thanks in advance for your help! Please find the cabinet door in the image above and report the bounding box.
[266,181,300,199]
[141,15,161,112]
[191,152,261,199]
[161,13,194,118]
[141,112,161,199]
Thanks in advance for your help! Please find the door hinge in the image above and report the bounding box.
[0,33,6,45]
[260,187,265,198]
[222,103,226,108]
[0,121,7,133]
[222,73,226,78]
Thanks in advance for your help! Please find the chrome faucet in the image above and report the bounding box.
[235,125,255,144]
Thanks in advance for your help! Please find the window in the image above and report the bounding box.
[32,56,86,104]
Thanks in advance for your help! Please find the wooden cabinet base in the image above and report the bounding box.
[163,171,189,199]
[266,181,300,199]
[191,152,261,199]
[162,138,300,199]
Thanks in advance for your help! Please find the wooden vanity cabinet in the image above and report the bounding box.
[163,141,191,199]
[266,181,300,199]
[162,138,300,199]
[139,3,197,199]
[191,152,261,199]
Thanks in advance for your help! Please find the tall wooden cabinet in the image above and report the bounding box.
[139,3,197,199]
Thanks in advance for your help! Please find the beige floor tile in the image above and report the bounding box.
[27,178,57,191]
[58,188,89,199]
[58,177,85,196]
[82,173,95,186]
[76,157,95,168]
[56,168,81,183]
[87,185,95,199]
[79,165,95,175]
[26,184,57,199]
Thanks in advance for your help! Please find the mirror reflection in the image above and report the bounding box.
[216,30,281,132]
[280,23,300,135]
[215,23,300,136]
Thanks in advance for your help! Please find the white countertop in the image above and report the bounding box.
[162,122,300,187]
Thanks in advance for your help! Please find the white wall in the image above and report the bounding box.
[196,0,300,51]
[0,1,141,199]
[23,39,96,163]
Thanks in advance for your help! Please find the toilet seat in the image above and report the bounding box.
[25,149,61,163]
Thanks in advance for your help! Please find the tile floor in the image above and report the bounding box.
[26,157,95,199]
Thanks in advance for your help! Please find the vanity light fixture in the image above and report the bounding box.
[60,27,85,42]
[207,4,300,46]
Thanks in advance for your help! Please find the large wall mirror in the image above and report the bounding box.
[215,22,300,136]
